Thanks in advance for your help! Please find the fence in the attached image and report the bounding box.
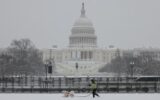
[0,76,160,93]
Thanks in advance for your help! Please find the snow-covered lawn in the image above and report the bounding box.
[0,94,160,100]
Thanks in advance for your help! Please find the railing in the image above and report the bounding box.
[0,76,159,93]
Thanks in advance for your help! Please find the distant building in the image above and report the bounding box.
[123,48,160,61]
[42,3,119,75]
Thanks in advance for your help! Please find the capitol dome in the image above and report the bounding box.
[74,17,93,27]
[69,3,97,48]
[73,3,93,27]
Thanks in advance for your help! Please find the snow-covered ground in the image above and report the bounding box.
[0,94,160,100]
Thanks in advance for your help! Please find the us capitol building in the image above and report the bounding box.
[42,3,119,75]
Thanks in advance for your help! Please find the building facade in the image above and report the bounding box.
[42,3,118,75]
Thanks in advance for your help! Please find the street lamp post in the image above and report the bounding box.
[130,61,134,77]
[48,61,52,75]
[44,63,48,88]
[44,61,52,88]
[44,63,48,80]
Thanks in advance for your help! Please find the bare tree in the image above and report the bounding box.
[99,52,160,76]
[4,38,45,76]
[0,54,13,76]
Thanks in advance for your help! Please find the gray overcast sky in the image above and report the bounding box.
[0,0,160,49]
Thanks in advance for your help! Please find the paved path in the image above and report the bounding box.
[0,94,160,100]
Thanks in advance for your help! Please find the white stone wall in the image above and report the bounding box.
[43,48,117,63]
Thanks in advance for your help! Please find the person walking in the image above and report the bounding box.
[90,79,100,98]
